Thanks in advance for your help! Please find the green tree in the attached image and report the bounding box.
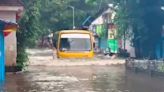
[17,0,41,68]
[113,0,164,59]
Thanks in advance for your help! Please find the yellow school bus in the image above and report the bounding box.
[53,30,94,59]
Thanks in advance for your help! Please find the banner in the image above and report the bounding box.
[0,20,18,37]
[4,23,17,37]
[108,39,118,53]
[108,24,117,39]
[96,24,106,37]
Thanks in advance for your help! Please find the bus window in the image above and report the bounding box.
[60,38,70,51]
[60,33,91,51]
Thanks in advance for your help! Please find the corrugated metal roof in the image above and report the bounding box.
[0,19,17,25]
[0,0,23,6]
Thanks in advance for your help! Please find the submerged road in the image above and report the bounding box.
[1,49,164,92]
[2,65,164,92]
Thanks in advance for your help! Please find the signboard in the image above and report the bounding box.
[107,24,118,53]
[4,24,17,37]
[108,29,117,39]
[108,39,118,53]
[108,24,117,39]
[96,24,106,37]
[61,34,90,38]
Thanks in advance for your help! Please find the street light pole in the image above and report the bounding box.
[69,6,75,29]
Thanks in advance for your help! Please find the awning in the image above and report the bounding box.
[0,20,18,37]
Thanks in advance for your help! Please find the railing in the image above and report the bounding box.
[125,58,164,76]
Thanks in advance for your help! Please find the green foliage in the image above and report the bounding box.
[85,0,97,5]
[113,0,164,59]
[16,47,28,69]
[17,0,41,47]
[16,0,41,68]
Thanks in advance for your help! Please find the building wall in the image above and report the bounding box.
[0,11,17,66]
[99,37,108,50]
[124,40,135,58]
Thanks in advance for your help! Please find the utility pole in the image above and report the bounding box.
[69,6,75,29]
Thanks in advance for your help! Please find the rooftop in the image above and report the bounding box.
[0,0,23,6]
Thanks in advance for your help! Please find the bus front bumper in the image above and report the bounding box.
[57,51,94,59]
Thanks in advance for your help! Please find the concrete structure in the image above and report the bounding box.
[0,20,18,81]
[0,0,23,67]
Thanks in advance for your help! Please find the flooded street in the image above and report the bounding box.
[26,49,125,66]
[1,65,164,92]
[1,0,164,91]
[1,49,164,92]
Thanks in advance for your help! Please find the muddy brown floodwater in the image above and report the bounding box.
[0,65,164,92]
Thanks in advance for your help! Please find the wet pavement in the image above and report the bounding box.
[1,65,164,92]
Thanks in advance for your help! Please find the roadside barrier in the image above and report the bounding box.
[125,58,164,77]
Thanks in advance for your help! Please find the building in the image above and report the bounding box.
[89,8,120,54]
[0,0,23,68]
[89,7,135,57]
[0,20,18,80]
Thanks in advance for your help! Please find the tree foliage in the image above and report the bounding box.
[113,0,164,59]
[16,0,41,68]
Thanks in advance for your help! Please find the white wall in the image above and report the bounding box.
[0,11,16,22]
[125,40,135,58]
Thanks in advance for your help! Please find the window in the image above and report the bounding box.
[60,34,91,51]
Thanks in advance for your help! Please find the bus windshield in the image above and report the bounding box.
[60,33,91,51]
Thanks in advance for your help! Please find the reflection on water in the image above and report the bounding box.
[2,65,164,92]
[0,83,4,92]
